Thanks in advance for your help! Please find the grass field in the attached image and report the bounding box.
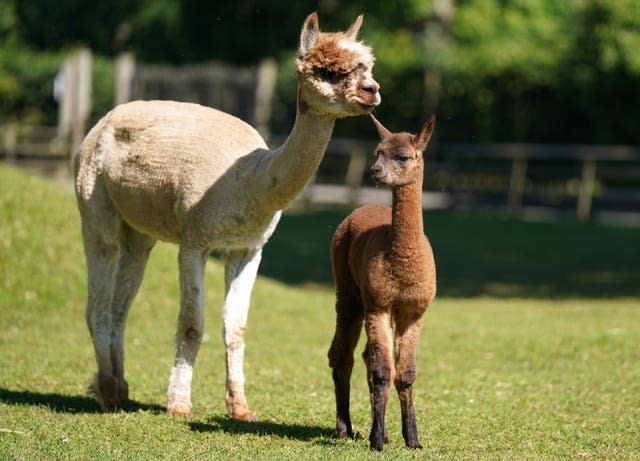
[1,163,639,460]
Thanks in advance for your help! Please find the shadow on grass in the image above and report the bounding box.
[189,415,335,442]
[0,388,165,414]
[258,209,640,299]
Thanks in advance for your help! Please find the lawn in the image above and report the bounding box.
[1,163,638,460]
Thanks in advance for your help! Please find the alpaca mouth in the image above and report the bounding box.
[371,173,389,185]
[353,93,381,111]
[353,99,378,114]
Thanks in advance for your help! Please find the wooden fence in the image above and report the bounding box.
[292,138,640,221]
[2,50,639,222]
[0,125,71,181]
[2,123,639,222]
[435,143,640,220]
[129,57,277,139]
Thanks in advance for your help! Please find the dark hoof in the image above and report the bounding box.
[369,434,385,451]
[337,420,354,439]
[369,442,384,452]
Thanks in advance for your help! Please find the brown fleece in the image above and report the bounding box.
[328,115,437,451]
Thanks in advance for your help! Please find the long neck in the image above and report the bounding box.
[263,100,336,209]
[390,169,425,260]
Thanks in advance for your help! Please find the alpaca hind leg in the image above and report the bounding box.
[222,248,262,421]
[109,223,156,407]
[363,310,394,451]
[327,291,363,438]
[81,219,120,411]
[167,246,208,416]
[394,314,425,449]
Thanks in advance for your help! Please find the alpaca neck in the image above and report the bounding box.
[263,99,336,209]
[390,172,425,261]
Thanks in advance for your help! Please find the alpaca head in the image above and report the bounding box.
[370,114,436,187]
[296,12,381,118]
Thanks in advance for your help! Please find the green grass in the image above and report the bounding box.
[261,208,640,298]
[1,163,639,460]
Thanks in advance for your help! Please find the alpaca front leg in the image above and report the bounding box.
[364,311,394,451]
[167,247,207,417]
[394,315,424,449]
[222,248,262,421]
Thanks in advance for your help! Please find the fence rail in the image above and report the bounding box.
[291,138,640,221]
[2,125,639,222]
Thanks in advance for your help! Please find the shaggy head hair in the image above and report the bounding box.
[296,13,380,117]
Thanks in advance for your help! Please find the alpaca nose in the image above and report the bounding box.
[361,80,380,95]
[359,78,381,107]
[371,163,382,175]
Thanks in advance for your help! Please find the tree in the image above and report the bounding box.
[2,0,640,143]
[420,0,640,143]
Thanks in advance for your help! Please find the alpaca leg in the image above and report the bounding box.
[363,310,394,451]
[221,248,262,421]
[109,223,156,407]
[328,227,363,437]
[81,219,120,411]
[167,246,208,417]
[327,292,363,438]
[394,314,425,449]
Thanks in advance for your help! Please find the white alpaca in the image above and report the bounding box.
[73,12,380,420]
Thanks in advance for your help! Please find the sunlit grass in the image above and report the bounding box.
[1,164,638,460]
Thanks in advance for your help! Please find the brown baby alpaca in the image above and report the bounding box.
[328,114,436,451]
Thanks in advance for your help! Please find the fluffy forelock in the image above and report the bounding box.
[297,31,375,74]
[338,37,375,67]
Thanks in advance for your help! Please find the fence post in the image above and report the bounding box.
[56,48,92,161]
[577,157,597,221]
[507,155,528,212]
[1,124,18,164]
[115,52,135,106]
[72,49,92,156]
[254,58,277,140]
[345,146,368,205]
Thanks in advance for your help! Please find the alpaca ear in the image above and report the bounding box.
[299,12,320,56]
[413,115,436,152]
[345,14,364,39]
[370,114,392,140]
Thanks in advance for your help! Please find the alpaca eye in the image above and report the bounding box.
[315,68,342,83]
[395,155,409,164]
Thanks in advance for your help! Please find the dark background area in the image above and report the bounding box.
[2,0,640,144]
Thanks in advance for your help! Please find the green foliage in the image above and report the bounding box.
[14,0,137,54]
[0,0,17,42]
[1,165,639,460]
[2,0,640,142]
[91,55,115,121]
[0,45,63,125]
[422,0,640,143]
[261,209,640,298]
[430,0,571,80]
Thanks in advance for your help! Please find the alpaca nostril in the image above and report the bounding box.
[362,83,379,95]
